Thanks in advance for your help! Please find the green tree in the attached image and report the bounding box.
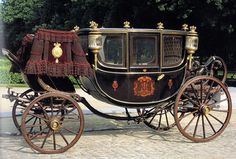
[1,0,236,69]
[1,0,79,52]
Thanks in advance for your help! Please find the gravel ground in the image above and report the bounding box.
[0,86,235,158]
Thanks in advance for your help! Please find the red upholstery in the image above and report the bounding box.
[24,29,91,77]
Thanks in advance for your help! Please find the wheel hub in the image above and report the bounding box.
[50,118,61,131]
[201,104,210,115]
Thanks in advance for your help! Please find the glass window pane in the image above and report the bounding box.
[163,35,183,67]
[132,36,157,66]
[99,35,124,66]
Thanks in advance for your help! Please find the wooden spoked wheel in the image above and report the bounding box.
[174,76,232,142]
[21,93,84,154]
[12,89,38,132]
[137,102,176,131]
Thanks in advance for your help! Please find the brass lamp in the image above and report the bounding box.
[88,21,102,70]
[185,25,199,70]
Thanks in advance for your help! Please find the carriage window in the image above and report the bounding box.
[99,34,124,66]
[162,35,183,67]
[131,36,157,66]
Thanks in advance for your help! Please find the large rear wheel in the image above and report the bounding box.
[174,76,232,142]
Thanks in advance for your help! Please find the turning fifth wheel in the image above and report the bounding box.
[21,92,84,154]
[174,76,232,142]
[137,102,176,131]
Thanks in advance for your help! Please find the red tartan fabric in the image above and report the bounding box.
[24,29,91,77]
[16,34,34,66]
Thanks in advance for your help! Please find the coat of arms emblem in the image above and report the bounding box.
[134,76,155,97]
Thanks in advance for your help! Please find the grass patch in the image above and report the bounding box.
[227,72,236,80]
[0,83,27,87]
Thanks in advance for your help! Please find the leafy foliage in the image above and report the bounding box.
[0,57,24,84]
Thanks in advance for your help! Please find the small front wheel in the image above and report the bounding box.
[12,89,38,133]
[174,76,232,142]
[21,92,84,154]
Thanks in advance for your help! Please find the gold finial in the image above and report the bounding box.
[189,25,197,33]
[71,25,80,32]
[157,22,164,30]
[182,24,188,31]
[89,21,98,29]
[123,21,130,28]
[52,42,63,63]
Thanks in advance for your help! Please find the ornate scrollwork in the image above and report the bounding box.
[182,24,188,31]
[71,25,80,32]
[134,76,155,97]
[189,25,197,33]
[52,42,63,63]
[157,22,164,30]
[90,21,98,29]
[123,21,130,28]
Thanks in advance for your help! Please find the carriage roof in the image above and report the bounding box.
[78,27,189,34]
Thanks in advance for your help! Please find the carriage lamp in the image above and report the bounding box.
[88,21,102,69]
[185,26,199,70]
[88,34,102,53]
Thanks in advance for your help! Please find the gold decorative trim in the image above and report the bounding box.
[52,42,63,63]
[189,25,197,33]
[71,25,80,32]
[182,24,188,31]
[79,28,187,34]
[157,22,164,30]
[90,21,98,29]
[157,74,165,81]
[96,64,186,74]
[123,21,130,28]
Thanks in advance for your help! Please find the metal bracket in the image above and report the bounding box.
[2,88,19,102]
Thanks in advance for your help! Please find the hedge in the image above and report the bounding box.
[0,56,235,86]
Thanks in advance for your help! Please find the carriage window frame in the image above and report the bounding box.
[162,34,184,67]
[130,34,159,67]
[98,34,126,68]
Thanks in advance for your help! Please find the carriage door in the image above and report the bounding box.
[129,33,159,72]
[128,33,160,100]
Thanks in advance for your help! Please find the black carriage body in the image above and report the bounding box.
[78,28,188,107]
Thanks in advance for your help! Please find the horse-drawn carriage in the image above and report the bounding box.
[2,21,231,154]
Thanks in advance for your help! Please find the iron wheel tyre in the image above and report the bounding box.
[21,92,84,154]
[174,76,232,142]
[12,89,38,132]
